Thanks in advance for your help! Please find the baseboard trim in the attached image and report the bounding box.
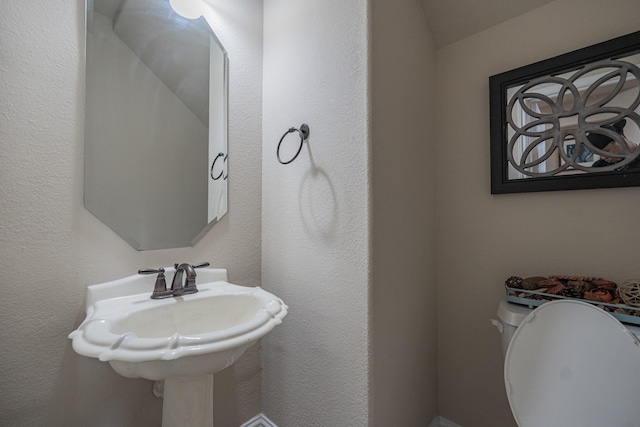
[241,413,278,427]
[243,413,460,427]
[438,416,463,427]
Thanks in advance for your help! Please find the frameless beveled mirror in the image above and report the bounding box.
[490,31,640,194]
[84,0,228,250]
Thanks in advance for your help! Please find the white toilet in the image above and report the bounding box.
[494,299,640,427]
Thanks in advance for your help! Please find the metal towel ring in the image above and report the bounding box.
[277,124,310,164]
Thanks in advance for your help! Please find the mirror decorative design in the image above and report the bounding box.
[490,31,640,193]
[84,0,228,250]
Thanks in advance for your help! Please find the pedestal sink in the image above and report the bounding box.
[69,267,288,427]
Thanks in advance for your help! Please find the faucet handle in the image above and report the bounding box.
[171,262,210,270]
[138,267,173,299]
[138,267,163,275]
[193,262,210,269]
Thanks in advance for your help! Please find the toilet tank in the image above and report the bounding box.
[492,299,640,358]
[492,300,533,358]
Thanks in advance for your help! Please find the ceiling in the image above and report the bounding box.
[421,0,557,48]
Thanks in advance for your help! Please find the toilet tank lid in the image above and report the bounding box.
[497,299,640,338]
[497,300,533,327]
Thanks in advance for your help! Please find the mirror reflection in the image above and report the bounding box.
[84,0,228,250]
[506,53,640,179]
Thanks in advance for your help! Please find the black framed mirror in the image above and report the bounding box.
[490,31,640,194]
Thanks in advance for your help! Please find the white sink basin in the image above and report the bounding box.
[69,268,288,380]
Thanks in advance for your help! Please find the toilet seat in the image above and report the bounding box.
[504,300,640,427]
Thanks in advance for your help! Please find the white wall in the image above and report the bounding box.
[261,1,439,424]
[261,0,371,425]
[370,0,438,424]
[0,1,263,426]
[435,0,640,426]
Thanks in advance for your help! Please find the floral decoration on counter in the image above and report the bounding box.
[505,275,640,320]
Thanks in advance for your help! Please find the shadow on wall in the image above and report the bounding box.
[297,143,339,241]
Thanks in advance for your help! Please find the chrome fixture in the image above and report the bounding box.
[171,262,210,296]
[277,123,310,164]
[138,262,210,299]
[138,267,172,299]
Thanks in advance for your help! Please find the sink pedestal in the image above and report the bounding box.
[162,375,214,427]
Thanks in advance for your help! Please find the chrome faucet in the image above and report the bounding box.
[138,262,210,299]
[170,262,210,296]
